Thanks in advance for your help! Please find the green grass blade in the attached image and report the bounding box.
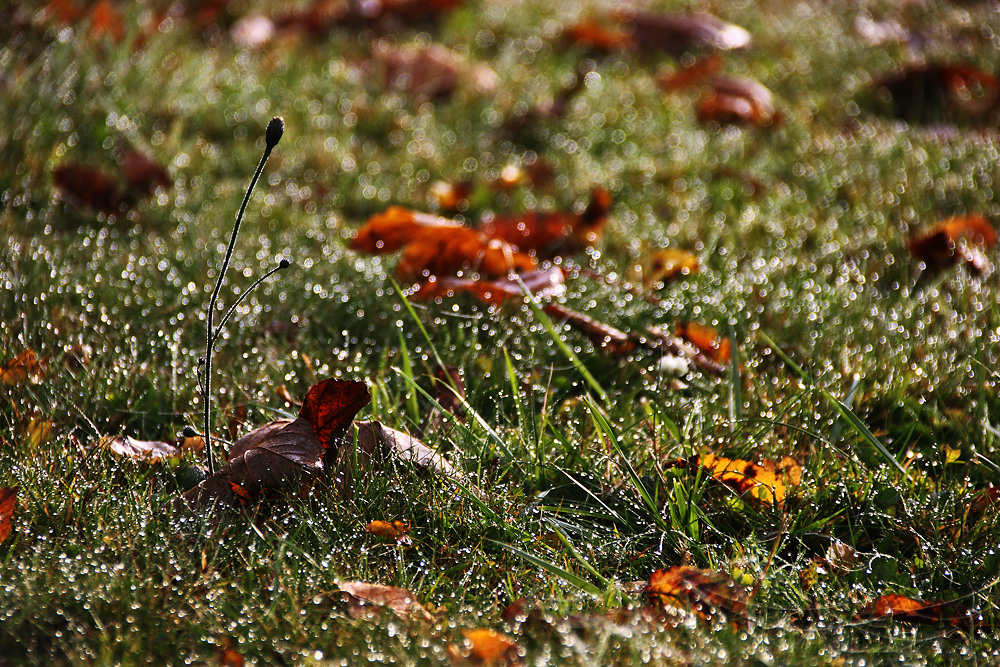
[491,540,604,599]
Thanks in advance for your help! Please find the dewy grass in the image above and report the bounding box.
[2,0,1000,663]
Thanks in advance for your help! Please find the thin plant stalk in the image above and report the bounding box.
[202,117,284,474]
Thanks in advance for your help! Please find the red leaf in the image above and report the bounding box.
[861,594,981,627]
[120,149,171,196]
[909,214,997,275]
[52,164,126,214]
[0,487,17,544]
[298,379,371,451]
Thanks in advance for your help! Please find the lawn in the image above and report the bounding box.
[2,0,1000,664]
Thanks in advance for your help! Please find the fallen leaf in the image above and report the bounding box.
[644,566,748,625]
[352,207,535,281]
[544,303,634,356]
[657,55,723,92]
[334,420,466,500]
[697,76,778,127]
[644,324,728,376]
[861,594,981,627]
[697,453,787,505]
[365,519,412,544]
[908,214,997,275]
[171,379,370,511]
[410,266,566,305]
[1,349,43,385]
[874,64,1000,125]
[628,249,700,286]
[218,645,245,667]
[451,629,521,666]
[89,0,124,43]
[481,188,611,259]
[25,418,53,448]
[430,180,473,211]
[675,322,731,364]
[120,148,171,196]
[105,435,180,462]
[338,581,434,622]
[563,20,633,52]
[0,487,17,544]
[626,11,752,56]
[52,164,127,214]
[373,40,498,100]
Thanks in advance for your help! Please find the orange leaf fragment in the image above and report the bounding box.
[338,581,434,621]
[630,248,700,286]
[0,487,17,544]
[644,566,748,625]
[657,55,723,92]
[862,594,981,627]
[698,453,786,505]
[366,519,412,544]
[1,350,43,385]
[454,629,522,666]
[564,21,634,52]
[675,322,731,364]
[909,214,997,275]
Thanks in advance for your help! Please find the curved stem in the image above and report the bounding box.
[212,262,287,346]
[204,146,272,475]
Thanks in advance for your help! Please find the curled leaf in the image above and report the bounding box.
[338,581,434,621]
[908,214,997,275]
[365,520,412,544]
[697,76,778,127]
[105,435,180,462]
[627,11,751,56]
[1,349,43,385]
[675,322,731,364]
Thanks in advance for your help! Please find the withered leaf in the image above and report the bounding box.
[627,11,751,56]
[644,566,748,626]
[334,420,465,500]
[105,435,180,462]
[410,266,566,305]
[120,148,171,196]
[861,594,981,627]
[664,453,796,505]
[0,349,43,385]
[481,188,611,259]
[874,64,1000,125]
[373,40,498,100]
[172,379,370,511]
[0,487,17,544]
[909,214,997,275]
[52,164,127,214]
[628,249,699,286]
[451,629,522,666]
[338,581,434,621]
[675,322,731,364]
[365,520,412,544]
[697,76,778,127]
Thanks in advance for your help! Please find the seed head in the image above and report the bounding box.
[266,116,284,148]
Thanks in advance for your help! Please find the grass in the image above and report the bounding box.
[2,0,1000,664]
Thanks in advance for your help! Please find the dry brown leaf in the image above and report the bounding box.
[120,148,171,196]
[0,487,17,544]
[874,64,1000,125]
[1,350,43,385]
[338,581,434,622]
[909,214,997,275]
[644,566,748,626]
[373,40,497,100]
[626,11,751,56]
[481,188,611,259]
[172,379,370,511]
[697,76,779,127]
[105,435,180,462]
[52,163,127,214]
[861,594,981,627]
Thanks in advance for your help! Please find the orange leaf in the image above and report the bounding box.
[297,378,370,452]
[351,207,462,254]
[0,487,17,544]
[862,594,981,627]
[657,54,723,92]
[564,21,634,52]
[909,214,997,275]
[366,519,412,544]
[675,322,731,364]
[90,0,125,42]
[644,566,748,625]
[630,249,700,286]
[456,629,521,666]
[698,453,786,504]
[1,349,43,385]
